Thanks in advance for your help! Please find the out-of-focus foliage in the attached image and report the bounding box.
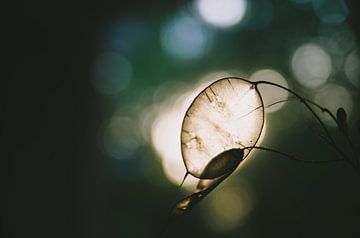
[91,0,360,237]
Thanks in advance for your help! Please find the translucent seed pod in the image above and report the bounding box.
[180,77,265,179]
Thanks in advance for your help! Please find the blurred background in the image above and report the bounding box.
[3,0,360,237]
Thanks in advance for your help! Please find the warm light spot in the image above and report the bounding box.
[160,15,211,60]
[151,109,193,187]
[195,0,247,28]
[291,43,332,88]
[150,82,212,189]
[201,181,254,232]
[91,52,133,95]
[249,69,289,113]
[345,49,360,88]
[314,83,353,126]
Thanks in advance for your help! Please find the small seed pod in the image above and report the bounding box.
[336,107,348,136]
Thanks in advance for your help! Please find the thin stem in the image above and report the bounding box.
[304,99,358,155]
[242,146,344,163]
[303,99,337,123]
[254,81,334,143]
[237,96,299,120]
[309,127,357,168]
[253,81,349,162]
[244,145,360,177]
[179,172,189,187]
[265,97,294,108]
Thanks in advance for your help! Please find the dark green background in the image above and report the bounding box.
[3,0,360,237]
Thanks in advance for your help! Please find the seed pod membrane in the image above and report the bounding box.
[181,77,264,178]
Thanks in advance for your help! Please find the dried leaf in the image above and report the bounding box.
[170,149,245,222]
[199,148,244,179]
[170,170,228,220]
[181,77,264,178]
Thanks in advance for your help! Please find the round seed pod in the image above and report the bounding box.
[180,77,265,179]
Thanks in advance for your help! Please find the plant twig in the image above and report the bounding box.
[304,98,359,156]
[242,146,344,163]
[253,81,350,163]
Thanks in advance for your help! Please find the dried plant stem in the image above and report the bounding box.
[254,82,340,154]
[254,81,334,143]
[304,98,358,156]
[253,80,359,173]
[242,146,343,163]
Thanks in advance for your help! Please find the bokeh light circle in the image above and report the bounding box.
[314,83,353,126]
[195,0,247,28]
[291,43,332,88]
[324,28,356,57]
[345,49,360,88]
[150,82,210,189]
[161,15,210,60]
[151,109,196,187]
[202,182,254,232]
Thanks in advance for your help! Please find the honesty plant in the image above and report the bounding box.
[165,77,360,229]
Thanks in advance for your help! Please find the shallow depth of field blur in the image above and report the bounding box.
[90,0,360,237]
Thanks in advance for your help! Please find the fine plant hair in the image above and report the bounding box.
[161,77,360,236]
